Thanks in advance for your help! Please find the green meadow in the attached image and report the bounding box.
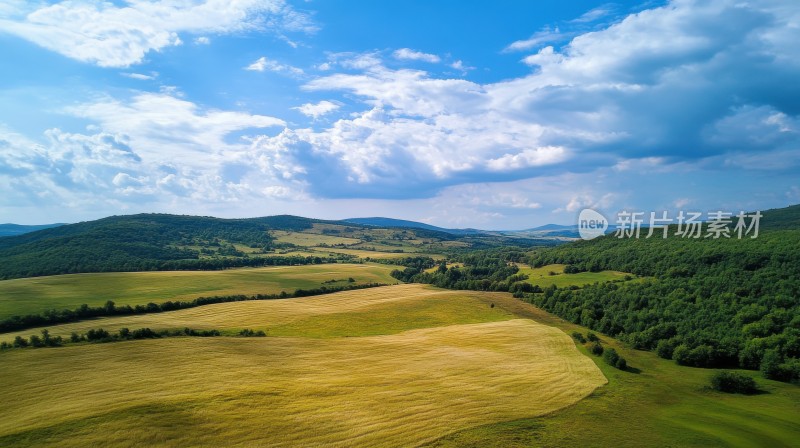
[424,294,800,448]
[515,263,635,288]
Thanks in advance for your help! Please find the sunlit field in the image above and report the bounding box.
[0,263,397,319]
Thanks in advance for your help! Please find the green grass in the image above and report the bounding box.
[515,263,634,288]
[310,246,445,260]
[422,294,800,448]
[0,292,604,447]
[0,263,397,319]
[271,230,362,246]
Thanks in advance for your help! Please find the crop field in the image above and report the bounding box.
[0,286,605,447]
[515,263,633,288]
[0,285,512,342]
[0,264,397,319]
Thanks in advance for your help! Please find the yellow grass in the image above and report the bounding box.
[0,263,398,319]
[0,319,605,447]
[1,285,510,341]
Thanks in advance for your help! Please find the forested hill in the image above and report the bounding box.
[524,204,800,382]
[0,214,326,279]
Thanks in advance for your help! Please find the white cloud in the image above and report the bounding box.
[194,36,210,45]
[292,100,340,119]
[0,93,311,210]
[450,60,474,72]
[506,26,570,52]
[486,146,569,171]
[122,72,157,81]
[245,56,304,77]
[571,5,615,23]
[393,48,441,63]
[0,0,315,67]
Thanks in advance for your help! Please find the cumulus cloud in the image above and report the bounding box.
[274,0,800,202]
[0,92,312,212]
[292,100,340,119]
[0,0,315,67]
[393,48,441,63]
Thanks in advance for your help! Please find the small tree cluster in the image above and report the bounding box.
[709,371,758,394]
[238,329,267,337]
[571,331,587,343]
[602,347,628,370]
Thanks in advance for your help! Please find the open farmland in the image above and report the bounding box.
[0,264,397,319]
[0,290,605,447]
[0,284,513,341]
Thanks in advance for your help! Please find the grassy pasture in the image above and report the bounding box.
[271,230,362,247]
[423,293,800,448]
[515,263,633,288]
[0,285,511,341]
[310,246,445,260]
[0,319,605,447]
[0,264,397,320]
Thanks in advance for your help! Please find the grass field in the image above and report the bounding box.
[515,263,634,288]
[0,285,512,341]
[422,294,800,448]
[310,246,445,260]
[0,264,397,319]
[272,230,362,246]
[0,302,605,447]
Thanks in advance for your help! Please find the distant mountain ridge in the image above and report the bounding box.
[343,217,486,235]
[0,223,66,237]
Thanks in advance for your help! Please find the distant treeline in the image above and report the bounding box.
[0,254,353,281]
[0,326,273,352]
[0,282,389,334]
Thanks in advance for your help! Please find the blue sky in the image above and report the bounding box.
[1,0,799,229]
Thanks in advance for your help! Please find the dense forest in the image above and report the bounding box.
[0,214,324,279]
[397,205,800,383]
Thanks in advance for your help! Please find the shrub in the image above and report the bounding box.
[586,332,600,342]
[571,331,586,343]
[710,371,758,394]
[13,336,28,348]
[86,328,111,341]
[603,347,620,365]
[656,339,677,359]
[615,357,628,370]
[29,334,44,347]
[590,342,604,356]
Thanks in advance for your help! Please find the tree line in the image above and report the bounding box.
[0,326,273,352]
